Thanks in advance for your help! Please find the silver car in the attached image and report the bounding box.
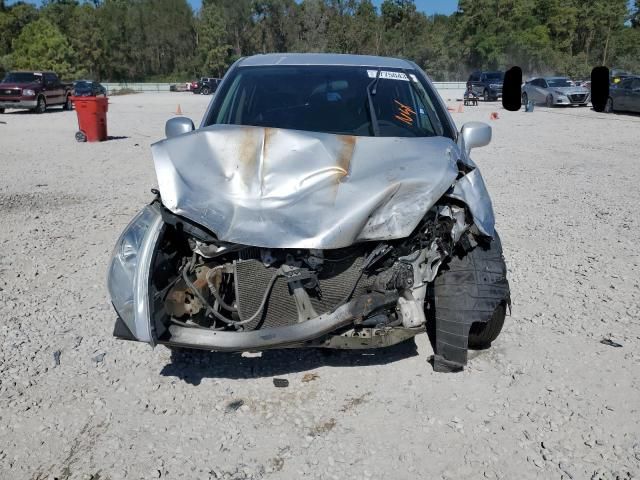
[107,54,510,373]
[521,77,591,107]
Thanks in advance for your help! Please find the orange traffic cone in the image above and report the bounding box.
[175,104,183,115]
[457,102,464,113]
[490,112,499,120]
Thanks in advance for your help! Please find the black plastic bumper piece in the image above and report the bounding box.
[113,316,137,341]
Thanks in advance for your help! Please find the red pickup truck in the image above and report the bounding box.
[0,71,73,114]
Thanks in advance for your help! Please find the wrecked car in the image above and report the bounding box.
[107,53,510,372]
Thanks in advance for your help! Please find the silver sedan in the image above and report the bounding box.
[521,77,591,107]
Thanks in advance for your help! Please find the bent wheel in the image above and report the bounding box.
[429,232,511,372]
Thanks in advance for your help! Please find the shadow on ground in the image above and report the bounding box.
[160,339,419,385]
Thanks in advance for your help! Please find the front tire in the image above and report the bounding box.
[0,107,4,114]
[34,96,46,114]
[201,87,211,95]
[62,94,73,111]
[429,232,511,370]
[604,97,614,113]
[483,89,489,102]
[545,94,553,108]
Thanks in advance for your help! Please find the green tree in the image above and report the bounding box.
[195,2,231,76]
[9,17,76,78]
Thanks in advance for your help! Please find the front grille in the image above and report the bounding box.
[569,94,587,103]
[234,255,372,330]
[0,89,21,97]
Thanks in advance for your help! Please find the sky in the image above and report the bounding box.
[6,0,460,15]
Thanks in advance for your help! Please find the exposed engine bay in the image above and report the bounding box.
[150,200,474,350]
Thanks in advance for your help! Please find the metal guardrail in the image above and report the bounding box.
[102,81,467,94]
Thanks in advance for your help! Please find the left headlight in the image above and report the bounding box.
[107,205,163,343]
[23,89,35,96]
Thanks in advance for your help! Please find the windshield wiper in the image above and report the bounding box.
[366,69,381,137]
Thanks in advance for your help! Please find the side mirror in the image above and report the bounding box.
[461,121,491,155]
[165,117,195,138]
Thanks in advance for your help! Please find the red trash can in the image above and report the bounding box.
[71,96,108,142]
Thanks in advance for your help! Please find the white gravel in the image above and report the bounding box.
[1,93,639,480]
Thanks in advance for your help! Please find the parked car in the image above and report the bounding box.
[605,76,640,113]
[107,53,511,373]
[521,77,590,107]
[610,69,632,86]
[0,71,72,113]
[73,80,107,97]
[192,77,221,95]
[466,71,504,101]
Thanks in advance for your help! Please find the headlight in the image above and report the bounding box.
[23,89,35,96]
[107,205,163,343]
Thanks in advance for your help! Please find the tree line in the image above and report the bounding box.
[1,0,638,82]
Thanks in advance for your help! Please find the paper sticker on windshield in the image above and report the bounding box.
[367,70,418,82]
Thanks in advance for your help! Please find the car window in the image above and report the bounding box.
[470,73,479,82]
[618,79,633,89]
[209,65,449,138]
[485,72,504,81]
[44,73,57,85]
[3,72,42,83]
[547,78,571,87]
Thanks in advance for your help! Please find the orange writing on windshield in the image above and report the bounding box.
[394,99,416,126]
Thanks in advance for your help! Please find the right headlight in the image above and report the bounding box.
[107,205,163,343]
[23,89,36,96]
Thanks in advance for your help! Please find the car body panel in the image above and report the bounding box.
[152,124,463,249]
[610,77,640,113]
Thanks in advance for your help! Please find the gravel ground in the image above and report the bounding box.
[1,93,639,480]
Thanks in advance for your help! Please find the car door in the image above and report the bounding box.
[527,79,540,102]
[535,79,548,103]
[43,73,63,105]
[614,78,632,110]
[470,72,481,96]
[630,78,640,112]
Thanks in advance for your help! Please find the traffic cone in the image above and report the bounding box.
[457,102,464,113]
[490,112,499,120]
[175,104,183,115]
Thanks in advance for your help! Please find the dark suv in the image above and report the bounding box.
[193,77,222,95]
[467,71,504,101]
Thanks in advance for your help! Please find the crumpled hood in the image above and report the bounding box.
[152,124,459,249]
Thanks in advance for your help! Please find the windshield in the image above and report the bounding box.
[2,72,42,84]
[547,78,572,87]
[485,72,504,81]
[206,65,448,138]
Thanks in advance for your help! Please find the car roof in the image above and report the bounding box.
[543,76,569,80]
[238,53,415,69]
